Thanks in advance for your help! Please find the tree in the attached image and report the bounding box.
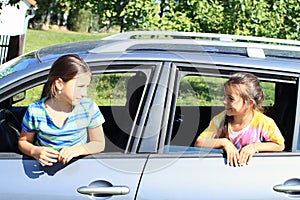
[1,0,300,39]
[120,0,161,31]
[168,0,224,32]
[97,0,130,32]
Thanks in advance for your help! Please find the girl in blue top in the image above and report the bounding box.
[18,54,105,166]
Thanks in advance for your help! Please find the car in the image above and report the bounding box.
[1,31,300,199]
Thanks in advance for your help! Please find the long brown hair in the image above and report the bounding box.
[41,54,91,99]
[217,72,265,139]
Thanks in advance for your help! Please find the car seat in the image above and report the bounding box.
[0,109,21,153]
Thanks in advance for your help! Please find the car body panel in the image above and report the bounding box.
[0,154,148,199]
[138,152,300,199]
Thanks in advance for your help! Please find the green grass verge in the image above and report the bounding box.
[25,29,114,53]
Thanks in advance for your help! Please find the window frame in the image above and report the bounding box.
[163,62,300,154]
[0,60,163,155]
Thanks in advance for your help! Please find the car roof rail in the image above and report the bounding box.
[102,31,300,45]
[94,31,300,59]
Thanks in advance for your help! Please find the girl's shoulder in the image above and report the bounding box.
[211,110,226,125]
[77,98,99,111]
[25,98,47,118]
[79,98,96,106]
[27,98,46,110]
[80,98,94,103]
[253,110,275,124]
[215,110,226,120]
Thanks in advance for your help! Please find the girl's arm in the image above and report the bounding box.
[252,141,285,152]
[58,125,105,164]
[195,136,240,166]
[81,124,106,154]
[18,130,36,156]
[195,136,231,149]
[18,130,59,166]
[239,141,285,166]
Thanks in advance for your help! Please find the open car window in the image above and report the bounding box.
[4,66,149,154]
[90,71,147,152]
[165,68,298,154]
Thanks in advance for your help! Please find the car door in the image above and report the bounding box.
[136,63,300,199]
[0,154,148,199]
[0,61,159,200]
[138,152,300,199]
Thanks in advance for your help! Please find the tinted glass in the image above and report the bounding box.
[0,52,37,79]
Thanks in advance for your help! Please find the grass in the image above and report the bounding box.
[24,29,115,53]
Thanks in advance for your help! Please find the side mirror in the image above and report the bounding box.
[12,91,26,104]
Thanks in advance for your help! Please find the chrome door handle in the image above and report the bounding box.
[273,185,300,193]
[77,185,130,195]
[273,178,300,195]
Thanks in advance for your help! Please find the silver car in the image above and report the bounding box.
[1,31,300,199]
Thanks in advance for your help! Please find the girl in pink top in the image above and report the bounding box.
[195,72,284,167]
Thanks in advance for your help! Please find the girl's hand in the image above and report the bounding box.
[32,146,59,166]
[58,146,82,165]
[239,144,256,166]
[223,141,240,167]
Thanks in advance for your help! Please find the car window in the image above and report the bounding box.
[8,70,148,153]
[176,75,275,107]
[89,72,137,106]
[12,73,137,107]
[166,70,297,153]
[12,72,145,107]
[88,71,148,152]
[13,85,44,107]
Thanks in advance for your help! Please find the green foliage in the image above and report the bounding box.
[97,0,130,31]
[68,9,95,32]
[120,0,162,31]
[118,0,300,39]
[3,0,300,39]
[177,76,275,106]
[221,0,300,39]
[177,76,225,106]
[17,73,132,107]
[170,0,224,33]
[89,73,133,106]
[261,82,275,106]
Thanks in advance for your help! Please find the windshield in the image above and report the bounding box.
[0,52,38,79]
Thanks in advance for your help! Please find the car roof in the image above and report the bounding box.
[97,31,300,58]
[36,31,300,68]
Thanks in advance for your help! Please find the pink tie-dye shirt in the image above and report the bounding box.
[199,110,285,149]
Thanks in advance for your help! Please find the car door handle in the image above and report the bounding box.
[77,180,129,196]
[77,185,130,195]
[273,185,300,193]
[273,178,300,195]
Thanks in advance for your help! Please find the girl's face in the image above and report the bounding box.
[58,72,91,106]
[223,84,251,116]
